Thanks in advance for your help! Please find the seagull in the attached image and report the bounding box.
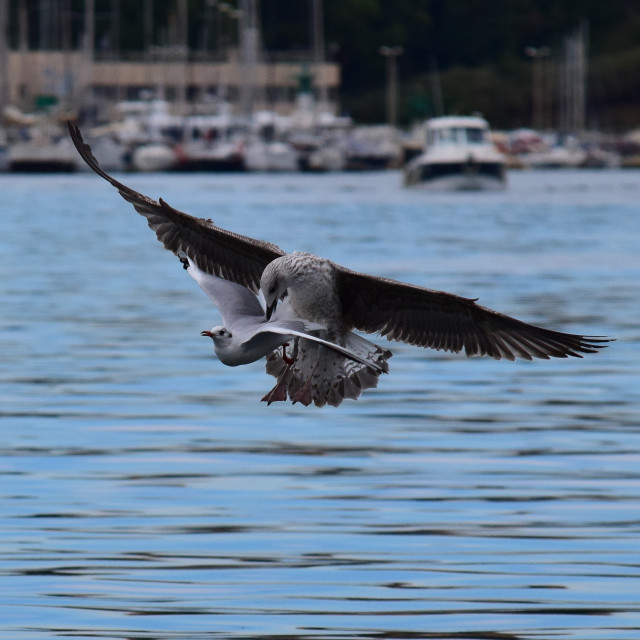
[69,122,609,406]
[184,255,390,405]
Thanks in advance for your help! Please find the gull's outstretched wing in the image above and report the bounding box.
[335,266,610,361]
[69,122,285,292]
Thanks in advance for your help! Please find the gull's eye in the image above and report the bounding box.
[268,278,279,295]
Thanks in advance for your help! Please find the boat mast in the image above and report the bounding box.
[311,0,326,108]
[18,0,29,110]
[560,21,588,135]
[80,0,95,111]
[110,0,122,103]
[239,0,258,119]
[176,0,188,112]
[0,0,8,112]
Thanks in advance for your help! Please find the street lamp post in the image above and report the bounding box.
[379,45,403,127]
[525,46,551,131]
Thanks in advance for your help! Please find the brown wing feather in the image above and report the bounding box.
[336,267,610,360]
[68,122,285,291]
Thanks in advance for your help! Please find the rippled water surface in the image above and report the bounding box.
[1,168,639,639]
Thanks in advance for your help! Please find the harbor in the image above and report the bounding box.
[3,101,640,175]
[0,2,639,177]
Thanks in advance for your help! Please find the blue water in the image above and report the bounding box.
[1,168,639,639]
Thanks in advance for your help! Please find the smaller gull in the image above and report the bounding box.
[184,256,390,405]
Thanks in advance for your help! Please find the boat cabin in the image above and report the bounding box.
[426,116,491,149]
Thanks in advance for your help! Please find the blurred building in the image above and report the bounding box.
[2,48,340,118]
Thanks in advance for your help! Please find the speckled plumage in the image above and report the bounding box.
[261,253,344,328]
[263,332,391,407]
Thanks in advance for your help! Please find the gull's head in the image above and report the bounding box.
[201,326,237,365]
[201,326,233,345]
[261,259,291,320]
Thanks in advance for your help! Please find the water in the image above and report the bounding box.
[1,168,639,639]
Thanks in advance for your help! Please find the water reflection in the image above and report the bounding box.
[0,170,639,639]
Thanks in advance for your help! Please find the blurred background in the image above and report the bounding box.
[1,0,640,173]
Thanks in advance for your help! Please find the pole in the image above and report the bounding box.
[177,0,188,111]
[525,46,550,130]
[379,45,402,127]
[311,0,326,106]
[144,0,153,53]
[18,0,29,109]
[79,0,95,112]
[239,0,258,118]
[429,57,444,117]
[0,0,8,111]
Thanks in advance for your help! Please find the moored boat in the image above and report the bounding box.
[8,130,78,173]
[404,116,506,190]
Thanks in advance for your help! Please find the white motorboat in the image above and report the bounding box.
[6,118,78,172]
[345,125,401,171]
[131,142,178,172]
[244,138,298,172]
[404,116,506,190]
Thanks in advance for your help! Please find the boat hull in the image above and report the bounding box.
[8,142,78,173]
[404,160,506,191]
[175,155,246,172]
[131,144,178,172]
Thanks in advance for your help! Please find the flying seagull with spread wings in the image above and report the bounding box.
[69,122,609,406]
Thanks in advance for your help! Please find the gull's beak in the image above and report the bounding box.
[265,300,278,321]
[201,330,214,339]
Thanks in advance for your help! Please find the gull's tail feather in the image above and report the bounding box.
[263,332,392,407]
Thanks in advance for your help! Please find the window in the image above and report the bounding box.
[465,127,486,144]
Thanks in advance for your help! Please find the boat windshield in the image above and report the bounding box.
[429,126,488,146]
